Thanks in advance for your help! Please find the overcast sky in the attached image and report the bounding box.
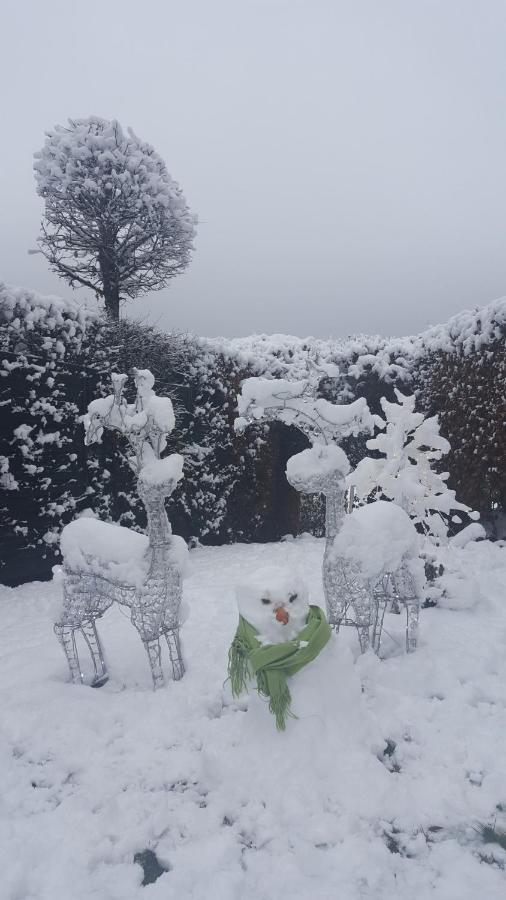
[1,0,506,339]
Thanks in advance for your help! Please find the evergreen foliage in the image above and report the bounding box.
[420,339,506,534]
[1,284,504,584]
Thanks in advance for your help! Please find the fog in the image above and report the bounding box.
[1,0,506,338]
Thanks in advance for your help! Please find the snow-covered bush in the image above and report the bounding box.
[34,117,197,318]
[420,335,506,535]
[350,389,479,546]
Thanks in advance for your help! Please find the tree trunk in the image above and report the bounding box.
[103,284,120,320]
[99,249,120,320]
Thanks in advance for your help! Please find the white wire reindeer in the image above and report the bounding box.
[285,444,374,651]
[235,362,380,644]
[55,369,187,689]
[236,364,423,654]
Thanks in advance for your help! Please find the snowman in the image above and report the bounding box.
[206,565,390,817]
[229,565,367,740]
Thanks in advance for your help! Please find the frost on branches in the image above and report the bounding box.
[34,117,197,318]
[350,389,480,546]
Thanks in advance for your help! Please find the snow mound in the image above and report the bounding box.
[237,377,308,417]
[450,522,486,548]
[332,501,420,579]
[60,518,149,587]
[144,395,175,433]
[286,444,350,489]
[139,453,184,488]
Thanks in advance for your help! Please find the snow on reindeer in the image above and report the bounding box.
[235,366,430,654]
[54,369,188,689]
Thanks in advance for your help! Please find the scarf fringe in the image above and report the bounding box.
[227,607,331,731]
[257,670,294,731]
[228,633,251,698]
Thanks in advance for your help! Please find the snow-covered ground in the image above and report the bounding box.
[1,536,506,899]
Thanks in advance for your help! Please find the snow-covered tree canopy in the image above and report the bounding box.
[34,117,197,318]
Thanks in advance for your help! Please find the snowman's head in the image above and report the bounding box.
[235,566,310,644]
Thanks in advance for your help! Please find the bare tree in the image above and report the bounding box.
[33,117,197,319]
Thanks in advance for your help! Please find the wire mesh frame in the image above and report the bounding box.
[55,371,186,689]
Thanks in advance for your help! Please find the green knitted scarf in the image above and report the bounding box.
[227,605,331,730]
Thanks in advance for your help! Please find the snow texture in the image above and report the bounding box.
[33,118,196,308]
[332,501,422,581]
[0,280,95,342]
[1,537,505,899]
[34,119,192,222]
[286,444,350,485]
[450,523,487,548]
[138,454,184,488]
[60,518,150,587]
[203,297,506,384]
[236,375,378,443]
[350,390,476,545]
[237,377,309,415]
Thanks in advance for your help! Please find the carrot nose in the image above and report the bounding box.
[275,607,289,625]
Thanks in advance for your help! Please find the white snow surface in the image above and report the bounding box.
[59,515,188,588]
[1,537,506,899]
[60,518,150,587]
[450,522,487,549]
[286,444,350,487]
[138,454,184,488]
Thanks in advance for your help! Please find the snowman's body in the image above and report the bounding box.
[234,567,368,745]
[205,569,390,826]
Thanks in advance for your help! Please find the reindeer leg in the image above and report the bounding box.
[352,579,372,654]
[54,622,84,684]
[54,571,87,684]
[143,636,165,689]
[405,599,419,653]
[130,603,165,690]
[163,627,185,681]
[323,555,350,629]
[80,619,108,687]
[355,610,371,653]
[393,565,419,653]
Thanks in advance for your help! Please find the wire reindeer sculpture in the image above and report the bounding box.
[370,566,420,654]
[236,359,422,653]
[54,369,187,689]
[235,359,379,649]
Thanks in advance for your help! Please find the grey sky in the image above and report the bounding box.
[1,0,506,339]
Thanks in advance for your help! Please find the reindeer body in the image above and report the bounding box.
[54,371,187,689]
[286,448,422,654]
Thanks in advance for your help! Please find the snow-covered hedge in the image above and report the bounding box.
[0,284,105,582]
[2,282,505,584]
[205,298,506,383]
